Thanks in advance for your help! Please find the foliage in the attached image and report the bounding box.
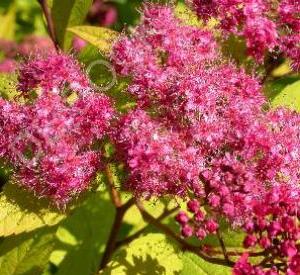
[0,0,300,274]
[271,80,300,112]
[51,0,93,50]
[182,252,231,275]
[0,182,65,237]
[0,227,57,275]
[102,234,183,275]
[68,26,119,56]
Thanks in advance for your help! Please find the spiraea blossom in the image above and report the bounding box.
[112,3,218,105]
[18,53,91,95]
[0,54,114,204]
[112,4,300,272]
[113,109,203,198]
[188,0,300,69]
[0,1,299,272]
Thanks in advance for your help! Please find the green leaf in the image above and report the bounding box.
[0,182,65,237]
[0,3,16,40]
[67,26,119,56]
[182,252,231,275]
[102,233,183,274]
[52,191,115,275]
[51,0,93,50]
[271,80,300,112]
[0,227,57,275]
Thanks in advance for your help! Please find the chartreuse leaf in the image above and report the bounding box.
[271,80,300,112]
[175,2,202,27]
[264,76,300,101]
[67,26,119,56]
[0,226,57,275]
[0,73,18,100]
[271,61,292,78]
[0,182,65,237]
[182,252,231,275]
[101,233,183,274]
[0,3,16,40]
[51,0,93,50]
[51,190,115,275]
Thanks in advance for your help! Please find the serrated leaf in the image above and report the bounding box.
[0,3,16,40]
[182,252,231,275]
[52,0,93,50]
[102,233,182,274]
[53,191,115,275]
[0,182,65,237]
[0,227,57,275]
[271,80,300,112]
[68,26,119,56]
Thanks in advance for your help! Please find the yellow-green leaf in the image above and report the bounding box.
[271,80,300,112]
[68,26,119,56]
[52,191,115,275]
[0,227,57,275]
[0,3,16,40]
[182,252,231,275]
[0,182,65,237]
[101,233,183,274]
[175,2,202,27]
[0,73,18,100]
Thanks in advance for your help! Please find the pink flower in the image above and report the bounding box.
[175,211,189,225]
[187,199,200,213]
[189,0,300,69]
[181,224,193,237]
[18,53,90,94]
[72,37,87,53]
[0,54,114,205]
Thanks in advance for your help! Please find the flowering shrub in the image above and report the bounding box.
[0,1,299,274]
[188,0,300,70]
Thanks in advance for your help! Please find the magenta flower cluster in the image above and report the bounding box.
[0,2,299,273]
[112,4,300,273]
[0,54,113,204]
[188,0,300,70]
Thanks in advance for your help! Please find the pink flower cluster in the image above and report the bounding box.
[112,3,218,105]
[18,54,90,94]
[0,54,114,204]
[175,200,219,239]
[188,0,300,69]
[113,109,203,197]
[234,186,300,274]
[112,4,300,272]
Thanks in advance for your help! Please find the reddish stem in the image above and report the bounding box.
[37,0,59,51]
[99,164,134,270]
